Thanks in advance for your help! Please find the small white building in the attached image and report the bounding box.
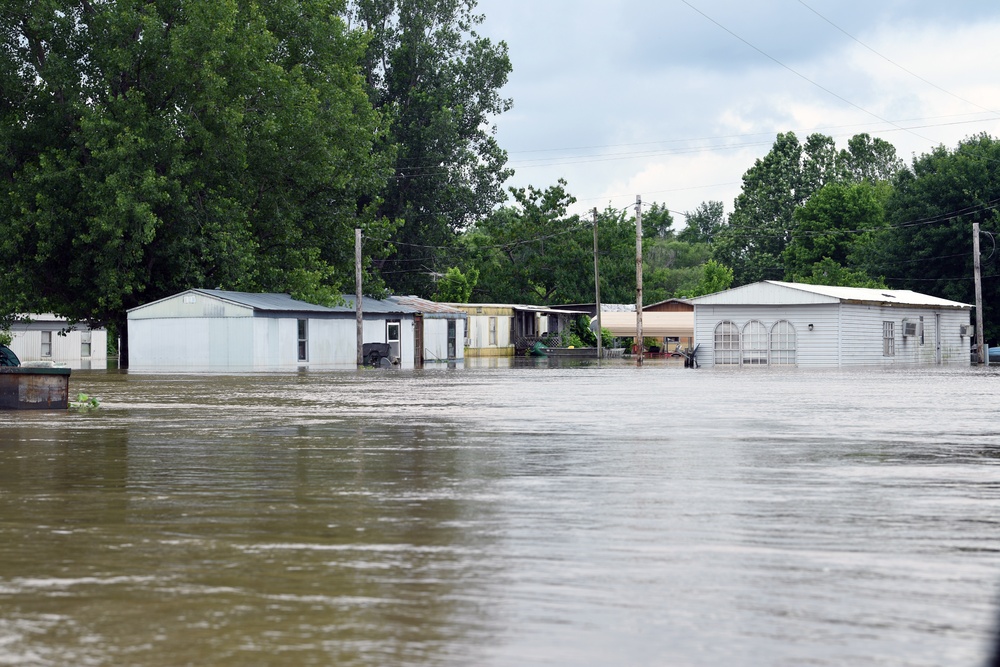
[386,296,466,365]
[127,289,418,371]
[690,281,973,368]
[7,314,108,370]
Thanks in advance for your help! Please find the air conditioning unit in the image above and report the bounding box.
[464,338,472,347]
[902,320,919,337]
[960,324,975,337]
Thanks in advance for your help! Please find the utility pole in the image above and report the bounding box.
[974,222,985,364]
[635,195,643,367]
[356,228,363,367]
[592,208,603,361]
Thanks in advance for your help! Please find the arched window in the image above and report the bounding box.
[714,321,741,365]
[770,320,797,366]
[742,320,769,366]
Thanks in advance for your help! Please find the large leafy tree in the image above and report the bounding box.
[348,0,513,296]
[678,200,725,245]
[782,180,891,285]
[872,133,1000,341]
[462,181,583,304]
[713,132,815,285]
[714,132,903,286]
[0,0,392,360]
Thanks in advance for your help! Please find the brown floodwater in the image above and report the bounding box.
[2,361,1000,666]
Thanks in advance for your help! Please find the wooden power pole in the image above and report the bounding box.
[356,228,363,367]
[635,195,643,367]
[974,222,985,364]
[592,208,603,361]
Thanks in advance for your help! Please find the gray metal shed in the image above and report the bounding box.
[127,289,417,371]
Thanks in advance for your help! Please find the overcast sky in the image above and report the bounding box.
[472,0,1000,225]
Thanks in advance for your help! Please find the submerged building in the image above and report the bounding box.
[689,281,973,368]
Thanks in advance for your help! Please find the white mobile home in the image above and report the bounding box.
[127,290,417,371]
[7,314,108,370]
[690,281,973,368]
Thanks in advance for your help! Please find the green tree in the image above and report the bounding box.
[641,202,675,239]
[782,180,890,283]
[713,132,811,285]
[715,132,903,286]
[678,200,725,244]
[790,258,887,289]
[464,181,583,304]
[840,133,904,183]
[0,0,393,363]
[874,133,1000,341]
[349,0,513,296]
[679,259,733,298]
[432,266,478,302]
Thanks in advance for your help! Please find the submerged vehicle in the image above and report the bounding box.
[0,345,19,367]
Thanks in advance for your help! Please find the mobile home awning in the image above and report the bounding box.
[593,311,693,338]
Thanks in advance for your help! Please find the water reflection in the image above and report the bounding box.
[1,367,1000,665]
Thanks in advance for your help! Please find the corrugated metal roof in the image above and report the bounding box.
[689,281,972,309]
[338,295,418,315]
[386,295,466,316]
[195,290,338,313]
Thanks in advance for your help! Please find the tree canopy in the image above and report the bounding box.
[348,0,512,296]
[0,0,394,359]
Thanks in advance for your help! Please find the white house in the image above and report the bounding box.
[689,281,973,368]
[386,296,466,364]
[7,314,108,370]
[127,289,418,371]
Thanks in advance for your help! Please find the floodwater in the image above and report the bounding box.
[2,361,1000,667]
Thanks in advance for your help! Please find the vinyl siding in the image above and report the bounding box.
[694,304,839,368]
[8,327,109,369]
[129,316,419,370]
[694,303,970,368]
[839,305,969,366]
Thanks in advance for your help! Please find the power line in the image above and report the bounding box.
[679,0,936,145]
[797,0,1000,118]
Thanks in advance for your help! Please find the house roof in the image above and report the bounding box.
[337,295,418,315]
[128,289,418,316]
[688,281,972,309]
[386,295,466,317]
[441,303,589,315]
[194,290,337,313]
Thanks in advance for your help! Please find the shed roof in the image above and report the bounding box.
[337,295,418,315]
[440,303,588,315]
[688,281,972,309]
[128,289,418,316]
[194,290,336,312]
[386,295,466,317]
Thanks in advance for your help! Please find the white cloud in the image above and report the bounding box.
[475,1,1000,222]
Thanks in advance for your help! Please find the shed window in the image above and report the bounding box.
[81,330,92,358]
[883,321,894,357]
[387,320,401,360]
[769,321,796,366]
[489,317,497,345]
[297,319,308,361]
[447,319,457,359]
[714,321,740,365]
[41,331,52,358]
[742,320,769,366]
